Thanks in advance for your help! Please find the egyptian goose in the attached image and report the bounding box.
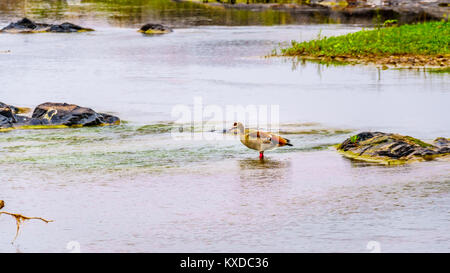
[228,122,293,159]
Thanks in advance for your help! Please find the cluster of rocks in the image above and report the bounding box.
[0,18,94,33]
[337,131,450,164]
[0,102,120,129]
[0,18,173,35]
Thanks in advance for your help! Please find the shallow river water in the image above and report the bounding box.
[0,0,449,252]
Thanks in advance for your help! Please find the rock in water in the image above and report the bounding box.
[29,103,120,127]
[139,23,173,34]
[0,102,17,128]
[0,18,49,33]
[0,18,94,33]
[48,22,94,33]
[0,102,120,130]
[0,102,31,114]
[337,132,450,164]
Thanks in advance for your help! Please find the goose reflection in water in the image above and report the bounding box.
[238,157,292,185]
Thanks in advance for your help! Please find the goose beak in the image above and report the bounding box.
[225,126,239,135]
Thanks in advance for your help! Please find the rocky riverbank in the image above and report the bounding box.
[179,0,449,22]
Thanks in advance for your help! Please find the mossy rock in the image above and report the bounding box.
[138,23,173,35]
[337,132,450,165]
[0,18,94,33]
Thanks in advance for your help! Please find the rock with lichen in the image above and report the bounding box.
[337,132,450,164]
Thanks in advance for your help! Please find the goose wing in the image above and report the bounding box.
[247,130,273,144]
[248,130,291,146]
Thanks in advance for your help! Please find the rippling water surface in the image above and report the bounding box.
[0,1,449,253]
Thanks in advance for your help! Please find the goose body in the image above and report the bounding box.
[229,122,292,159]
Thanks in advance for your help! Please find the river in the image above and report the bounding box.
[0,0,449,252]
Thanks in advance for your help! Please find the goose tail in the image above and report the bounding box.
[285,138,293,146]
[279,136,293,146]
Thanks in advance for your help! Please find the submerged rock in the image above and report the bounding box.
[0,102,119,130]
[0,18,49,33]
[0,102,31,115]
[48,22,94,33]
[337,132,450,164]
[0,18,94,33]
[138,23,173,34]
[0,102,18,128]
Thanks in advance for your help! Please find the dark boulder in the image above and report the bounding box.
[337,132,450,164]
[139,23,173,34]
[48,22,94,33]
[0,102,31,115]
[0,102,119,130]
[30,103,120,127]
[0,18,94,33]
[0,102,18,128]
[0,18,50,33]
[434,137,450,154]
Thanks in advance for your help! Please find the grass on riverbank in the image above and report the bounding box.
[280,21,450,68]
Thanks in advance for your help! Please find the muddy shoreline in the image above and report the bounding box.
[282,53,450,70]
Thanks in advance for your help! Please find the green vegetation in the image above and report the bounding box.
[1,0,301,27]
[428,67,450,73]
[404,136,434,148]
[281,21,450,57]
[350,135,359,143]
[189,0,306,3]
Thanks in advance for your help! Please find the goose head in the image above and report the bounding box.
[228,122,245,135]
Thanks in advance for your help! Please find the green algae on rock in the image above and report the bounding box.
[0,102,120,131]
[138,23,173,34]
[0,18,94,33]
[337,132,450,165]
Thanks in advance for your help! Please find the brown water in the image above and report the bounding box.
[0,0,449,253]
[0,0,342,27]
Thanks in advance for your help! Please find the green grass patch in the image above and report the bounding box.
[281,21,450,57]
[428,67,450,73]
